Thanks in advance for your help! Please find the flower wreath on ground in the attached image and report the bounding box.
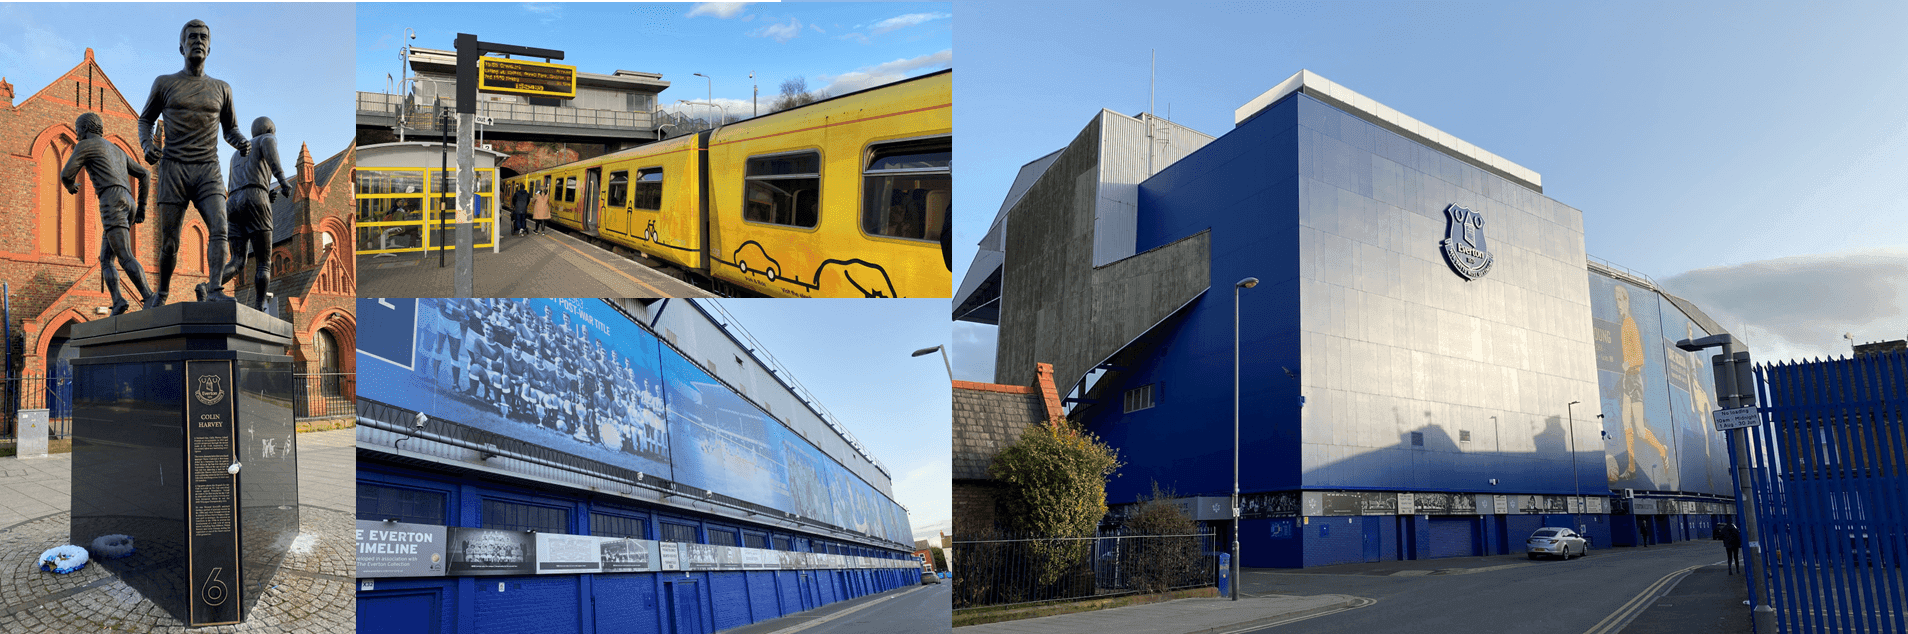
[91,534,136,560]
[38,545,89,574]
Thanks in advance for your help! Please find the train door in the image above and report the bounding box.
[582,168,602,235]
[603,169,630,237]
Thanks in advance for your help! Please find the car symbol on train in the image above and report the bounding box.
[732,241,781,281]
[819,260,898,298]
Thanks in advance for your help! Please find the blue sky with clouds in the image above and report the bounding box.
[953,1,1908,380]
[356,2,950,120]
[0,3,355,159]
[708,299,952,543]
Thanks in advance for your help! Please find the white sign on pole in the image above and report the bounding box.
[1714,407,1761,431]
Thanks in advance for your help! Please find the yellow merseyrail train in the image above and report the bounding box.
[506,69,951,298]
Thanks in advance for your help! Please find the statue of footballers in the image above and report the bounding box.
[221,116,291,312]
[138,19,250,307]
[60,113,155,315]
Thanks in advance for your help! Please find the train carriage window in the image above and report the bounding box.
[564,176,577,203]
[743,152,821,229]
[606,171,629,208]
[862,138,951,243]
[634,168,664,211]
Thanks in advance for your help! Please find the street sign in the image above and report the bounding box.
[1714,406,1762,431]
[477,57,576,99]
[473,116,494,126]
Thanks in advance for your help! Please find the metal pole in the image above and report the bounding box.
[438,109,448,268]
[1720,346,1777,634]
[1231,277,1255,601]
[1568,401,1580,524]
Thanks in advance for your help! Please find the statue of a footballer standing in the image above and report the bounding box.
[138,19,251,307]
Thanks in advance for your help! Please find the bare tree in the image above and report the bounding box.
[769,76,830,113]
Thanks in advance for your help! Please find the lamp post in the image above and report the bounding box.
[1567,400,1581,523]
[910,345,953,383]
[1675,333,1775,634]
[693,72,712,118]
[1232,276,1258,601]
[750,71,757,117]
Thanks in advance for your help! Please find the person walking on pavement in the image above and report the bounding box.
[1719,522,1742,575]
[512,184,531,236]
[531,185,551,234]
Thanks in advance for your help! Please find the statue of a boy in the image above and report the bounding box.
[137,19,250,307]
[60,112,155,315]
[221,116,291,313]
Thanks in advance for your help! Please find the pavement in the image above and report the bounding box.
[953,593,1363,634]
[358,224,713,298]
[1619,561,1753,634]
[0,429,356,633]
[722,583,946,634]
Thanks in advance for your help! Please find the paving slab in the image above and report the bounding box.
[358,224,713,298]
[954,594,1361,634]
[0,429,355,633]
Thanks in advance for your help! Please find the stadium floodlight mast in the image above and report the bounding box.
[911,345,953,382]
[1232,276,1258,601]
[1674,333,1775,634]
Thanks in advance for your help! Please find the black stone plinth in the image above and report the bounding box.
[69,302,298,628]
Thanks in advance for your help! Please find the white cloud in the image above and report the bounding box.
[892,459,951,543]
[870,12,951,35]
[818,49,952,94]
[1657,248,1908,364]
[838,33,872,45]
[749,18,804,44]
[809,23,825,34]
[952,322,997,382]
[687,3,752,19]
[657,97,757,119]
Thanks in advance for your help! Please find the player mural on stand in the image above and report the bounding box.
[221,116,291,313]
[60,113,155,315]
[1614,284,1670,482]
[138,19,251,307]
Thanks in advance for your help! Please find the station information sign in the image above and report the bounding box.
[477,57,576,98]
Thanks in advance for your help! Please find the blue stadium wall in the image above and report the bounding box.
[356,463,917,634]
[1080,91,1734,567]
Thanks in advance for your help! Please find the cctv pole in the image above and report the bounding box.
[1677,334,1776,634]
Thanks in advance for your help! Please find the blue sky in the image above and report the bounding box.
[0,3,355,161]
[355,2,951,120]
[710,299,952,543]
[953,1,1908,380]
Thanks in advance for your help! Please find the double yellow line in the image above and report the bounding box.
[1581,560,1724,634]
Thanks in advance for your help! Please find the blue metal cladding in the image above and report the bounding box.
[354,298,911,544]
[1083,93,1304,507]
[1742,351,1908,634]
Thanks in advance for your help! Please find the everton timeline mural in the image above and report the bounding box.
[1587,275,1731,496]
[357,298,910,544]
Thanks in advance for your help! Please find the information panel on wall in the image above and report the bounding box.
[358,524,916,578]
[356,298,912,544]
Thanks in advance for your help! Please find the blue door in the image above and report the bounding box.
[1362,517,1382,562]
[666,581,701,634]
[359,591,439,634]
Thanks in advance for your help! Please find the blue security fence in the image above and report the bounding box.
[1740,351,1907,634]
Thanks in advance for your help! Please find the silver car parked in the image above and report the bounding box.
[1527,527,1587,560]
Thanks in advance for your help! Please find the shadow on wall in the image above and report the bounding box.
[1297,408,1606,496]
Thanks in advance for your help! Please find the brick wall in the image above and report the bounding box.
[473,577,579,634]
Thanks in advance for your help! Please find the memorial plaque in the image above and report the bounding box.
[660,542,682,571]
[186,360,241,626]
[70,303,295,627]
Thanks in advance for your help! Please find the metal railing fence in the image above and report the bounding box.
[1,377,71,440]
[356,92,654,132]
[294,372,356,422]
[952,528,1216,610]
[1742,351,1908,634]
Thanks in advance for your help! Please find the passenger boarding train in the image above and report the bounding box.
[506,70,951,298]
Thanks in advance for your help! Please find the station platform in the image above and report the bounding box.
[356,225,714,298]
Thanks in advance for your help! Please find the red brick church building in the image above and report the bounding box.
[0,50,356,434]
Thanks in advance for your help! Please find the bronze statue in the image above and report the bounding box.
[60,112,155,315]
[137,19,250,307]
[221,116,290,313]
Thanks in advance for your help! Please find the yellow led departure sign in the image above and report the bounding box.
[477,57,576,99]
